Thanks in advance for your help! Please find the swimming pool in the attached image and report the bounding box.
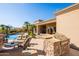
[7,34,18,40]
[4,34,19,47]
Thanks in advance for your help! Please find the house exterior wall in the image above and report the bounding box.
[56,8,79,47]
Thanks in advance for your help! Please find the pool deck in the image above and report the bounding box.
[0,38,45,56]
[22,38,79,56]
[22,38,45,56]
[1,38,79,56]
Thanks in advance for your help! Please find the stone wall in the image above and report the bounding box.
[43,33,70,56]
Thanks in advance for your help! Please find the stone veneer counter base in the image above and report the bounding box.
[43,33,70,56]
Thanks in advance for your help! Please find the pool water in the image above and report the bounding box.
[7,34,18,40]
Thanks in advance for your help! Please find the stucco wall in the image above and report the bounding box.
[57,9,79,47]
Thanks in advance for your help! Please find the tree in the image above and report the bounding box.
[5,25,11,34]
[0,24,12,34]
[23,22,30,32]
[0,24,6,33]
[23,21,36,37]
[28,24,36,37]
[30,24,35,33]
[0,24,5,30]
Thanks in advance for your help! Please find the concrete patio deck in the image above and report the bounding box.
[22,38,45,56]
[0,38,79,56]
[22,38,79,56]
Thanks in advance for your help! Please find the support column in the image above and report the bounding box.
[33,28,36,34]
[36,25,40,35]
[46,25,48,34]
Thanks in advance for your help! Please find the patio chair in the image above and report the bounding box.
[18,37,32,50]
[17,35,22,40]
[0,37,31,56]
[22,35,28,40]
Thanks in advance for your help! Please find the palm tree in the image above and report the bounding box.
[23,22,36,37]
[23,22,30,32]
[28,24,36,37]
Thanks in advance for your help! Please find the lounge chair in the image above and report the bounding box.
[0,36,31,56]
[22,33,28,40]
[17,33,28,40]
[17,35,22,40]
[22,35,28,40]
[18,37,32,50]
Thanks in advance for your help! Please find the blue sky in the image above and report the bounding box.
[0,3,74,27]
